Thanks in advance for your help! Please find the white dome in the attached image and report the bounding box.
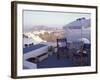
[78,38,90,44]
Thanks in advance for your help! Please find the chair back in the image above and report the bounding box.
[57,38,67,48]
[83,44,91,50]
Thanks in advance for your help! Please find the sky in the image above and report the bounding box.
[23,10,91,32]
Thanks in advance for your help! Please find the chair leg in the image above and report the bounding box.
[65,49,69,58]
[57,52,60,60]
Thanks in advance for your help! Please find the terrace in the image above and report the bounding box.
[23,41,91,69]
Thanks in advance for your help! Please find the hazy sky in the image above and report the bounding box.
[23,10,90,32]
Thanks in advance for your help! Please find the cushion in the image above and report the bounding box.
[58,42,67,47]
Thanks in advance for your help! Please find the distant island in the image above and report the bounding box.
[23,25,64,42]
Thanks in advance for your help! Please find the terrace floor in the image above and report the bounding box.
[37,51,91,69]
[24,43,91,69]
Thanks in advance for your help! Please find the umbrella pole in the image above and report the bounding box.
[80,18,83,65]
[80,47,83,65]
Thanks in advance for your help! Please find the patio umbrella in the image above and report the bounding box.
[63,18,91,65]
[63,17,91,41]
[63,18,91,29]
[63,17,91,65]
